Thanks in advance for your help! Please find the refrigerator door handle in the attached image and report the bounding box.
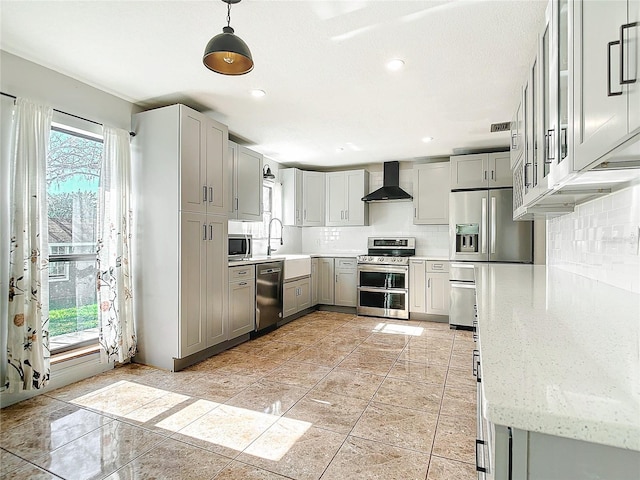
[481,197,487,254]
[490,196,497,254]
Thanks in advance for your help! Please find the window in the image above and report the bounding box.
[48,245,71,281]
[47,124,102,353]
[262,182,273,236]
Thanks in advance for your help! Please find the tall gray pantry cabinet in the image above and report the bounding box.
[132,104,229,371]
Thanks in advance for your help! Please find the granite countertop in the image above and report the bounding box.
[228,253,362,266]
[474,263,640,451]
[411,256,450,261]
[229,253,448,266]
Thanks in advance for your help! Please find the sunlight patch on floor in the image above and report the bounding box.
[372,322,425,336]
[70,380,312,461]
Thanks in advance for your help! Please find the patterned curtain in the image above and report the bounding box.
[96,126,136,363]
[6,98,53,392]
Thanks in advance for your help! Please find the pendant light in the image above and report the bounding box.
[203,0,254,75]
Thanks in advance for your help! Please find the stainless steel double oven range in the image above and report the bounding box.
[357,237,415,320]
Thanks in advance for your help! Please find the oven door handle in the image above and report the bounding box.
[357,265,408,274]
[357,286,408,294]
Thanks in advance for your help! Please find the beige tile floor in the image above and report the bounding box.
[0,311,477,480]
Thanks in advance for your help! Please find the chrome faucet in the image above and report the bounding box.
[267,217,283,257]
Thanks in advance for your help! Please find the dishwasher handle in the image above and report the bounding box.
[259,268,281,275]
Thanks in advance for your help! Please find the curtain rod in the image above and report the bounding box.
[1,91,135,137]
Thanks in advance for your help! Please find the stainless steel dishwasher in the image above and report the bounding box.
[255,261,284,333]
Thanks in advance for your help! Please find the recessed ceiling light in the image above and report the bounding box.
[250,89,266,98]
[386,59,405,71]
[422,136,434,143]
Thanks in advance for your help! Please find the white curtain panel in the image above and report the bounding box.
[7,98,52,392]
[97,126,136,363]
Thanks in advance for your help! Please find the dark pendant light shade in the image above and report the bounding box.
[203,0,253,75]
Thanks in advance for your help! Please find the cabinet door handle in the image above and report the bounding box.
[414,207,417,218]
[560,127,568,160]
[510,132,517,149]
[607,40,623,96]
[491,170,494,180]
[209,224,213,240]
[202,224,207,240]
[620,22,638,85]
[546,129,556,161]
[203,186,207,202]
[335,274,338,283]
[475,439,488,473]
[239,282,247,286]
[472,350,479,377]
[427,278,431,288]
[524,163,531,187]
[238,271,247,275]
[340,210,344,220]
[345,210,348,220]
[483,170,487,181]
[209,186,213,203]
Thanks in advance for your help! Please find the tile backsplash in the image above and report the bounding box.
[547,183,640,293]
[301,201,449,257]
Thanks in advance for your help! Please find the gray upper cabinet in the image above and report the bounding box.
[450,153,512,190]
[413,162,450,224]
[511,94,525,169]
[281,168,325,226]
[325,170,369,226]
[180,106,227,215]
[573,0,640,171]
[302,171,325,226]
[228,141,263,222]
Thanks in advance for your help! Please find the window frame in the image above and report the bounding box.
[46,120,103,354]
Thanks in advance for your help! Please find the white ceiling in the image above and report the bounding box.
[0,0,545,169]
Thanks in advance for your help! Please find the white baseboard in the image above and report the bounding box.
[0,353,112,408]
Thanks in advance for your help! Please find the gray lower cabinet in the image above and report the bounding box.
[283,276,311,318]
[318,258,335,305]
[334,257,357,307]
[228,265,255,338]
[311,257,319,306]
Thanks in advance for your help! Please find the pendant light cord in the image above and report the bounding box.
[227,2,231,27]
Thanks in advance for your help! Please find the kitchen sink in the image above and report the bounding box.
[281,254,311,280]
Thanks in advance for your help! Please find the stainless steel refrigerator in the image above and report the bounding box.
[448,188,532,329]
[449,188,532,263]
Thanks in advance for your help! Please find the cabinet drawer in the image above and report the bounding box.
[336,258,357,269]
[229,265,255,281]
[426,260,449,273]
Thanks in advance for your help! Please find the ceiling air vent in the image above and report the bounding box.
[490,121,511,133]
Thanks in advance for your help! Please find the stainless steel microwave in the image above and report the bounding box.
[228,234,251,259]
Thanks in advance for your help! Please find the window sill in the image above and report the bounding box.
[51,344,101,365]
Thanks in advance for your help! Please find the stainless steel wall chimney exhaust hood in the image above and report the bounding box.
[361,161,412,202]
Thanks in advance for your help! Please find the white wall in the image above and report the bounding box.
[0,51,136,129]
[0,51,136,405]
[547,182,640,293]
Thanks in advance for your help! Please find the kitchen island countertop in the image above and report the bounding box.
[475,263,640,451]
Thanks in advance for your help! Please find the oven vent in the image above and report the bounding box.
[490,121,511,133]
